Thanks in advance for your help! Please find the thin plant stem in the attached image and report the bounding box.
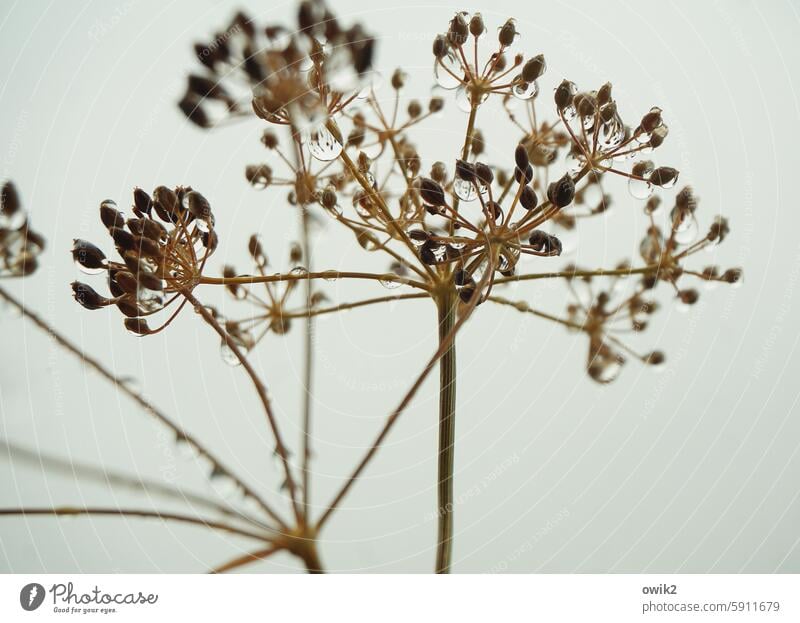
[493,264,657,286]
[210,546,279,574]
[200,270,430,292]
[435,289,457,573]
[0,285,287,529]
[292,292,428,318]
[180,289,303,525]
[0,507,270,542]
[316,264,494,531]
[0,440,265,529]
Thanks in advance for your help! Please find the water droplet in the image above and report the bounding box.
[670,207,699,244]
[175,433,199,459]
[512,79,538,100]
[307,125,343,162]
[628,177,653,200]
[639,235,662,263]
[434,54,462,90]
[137,287,164,313]
[0,209,26,231]
[209,466,240,499]
[290,266,309,277]
[453,178,477,202]
[380,277,401,289]
[220,340,241,367]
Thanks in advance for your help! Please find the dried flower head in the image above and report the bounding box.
[71,186,218,334]
[0,181,45,278]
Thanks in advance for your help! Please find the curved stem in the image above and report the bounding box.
[181,289,303,525]
[0,285,287,529]
[200,270,430,292]
[316,265,493,532]
[210,546,279,574]
[0,507,269,542]
[435,289,457,573]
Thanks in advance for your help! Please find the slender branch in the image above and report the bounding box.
[487,295,583,330]
[0,285,287,529]
[288,126,315,525]
[316,266,494,531]
[180,289,303,525]
[0,507,270,541]
[210,545,279,573]
[0,439,265,528]
[435,290,457,574]
[284,292,428,319]
[493,265,657,286]
[200,270,430,292]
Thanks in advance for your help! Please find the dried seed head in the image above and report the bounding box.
[72,239,106,271]
[640,107,663,133]
[432,34,448,58]
[261,130,279,149]
[555,80,575,110]
[407,100,422,118]
[124,318,152,336]
[707,216,730,243]
[184,191,213,223]
[469,13,485,37]
[391,68,406,90]
[574,92,597,117]
[100,200,125,230]
[528,230,562,255]
[650,167,679,188]
[429,97,445,113]
[448,12,469,45]
[132,188,152,217]
[547,174,576,208]
[675,186,696,212]
[514,144,529,172]
[248,234,267,267]
[431,162,447,183]
[498,18,517,46]
[514,163,533,185]
[521,54,546,83]
[678,289,699,305]
[246,164,273,188]
[71,281,110,310]
[110,227,136,252]
[474,162,493,186]
[645,351,665,365]
[649,125,669,148]
[471,129,485,156]
[455,159,476,183]
[520,185,538,211]
[321,186,338,210]
[0,181,20,216]
[597,82,613,106]
[419,178,447,206]
[722,268,742,284]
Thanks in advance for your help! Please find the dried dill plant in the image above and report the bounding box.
[0,3,743,573]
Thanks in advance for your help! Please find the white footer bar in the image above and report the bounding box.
[0,574,796,622]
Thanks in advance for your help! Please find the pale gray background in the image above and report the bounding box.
[0,0,798,572]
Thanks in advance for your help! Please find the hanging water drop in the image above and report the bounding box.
[453,178,477,202]
[628,177,653,200]
[307,125,343,162]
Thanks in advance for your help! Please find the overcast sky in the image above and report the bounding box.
[1,0,799,572]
